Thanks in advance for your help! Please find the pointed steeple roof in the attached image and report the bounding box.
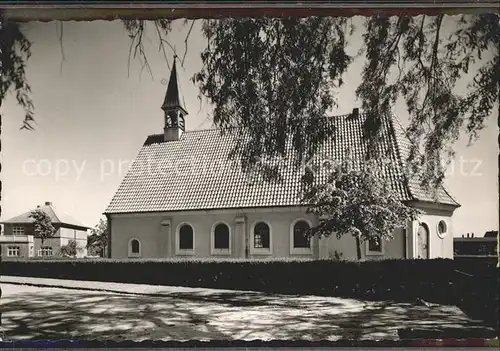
[161,56,188,115]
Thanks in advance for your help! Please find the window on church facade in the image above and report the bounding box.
[366,235,384,256]
[290,219,313,255]
[253,222,270,249]
[212,223,231,255]
[368,237,382,252]
[293,221,311,248]
[131,239,140,253]
[128,238,141,258]
[177,224,195,255]
[214,223,230,249]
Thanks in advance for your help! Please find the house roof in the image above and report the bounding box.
[104,112,460,215]
[484,230,499,238]
[454,237,497,243]
[0,203,90,229]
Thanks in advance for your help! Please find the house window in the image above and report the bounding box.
[39,246,53,257]
[128,238,141,258]
[7,246,20,257]
[437,220,448,238]
[290,219,313,254]
[211,222,231,255]
[366,236,384,256]
[251,221,272,255]
[176,223,195,255]
[13,225,24,235]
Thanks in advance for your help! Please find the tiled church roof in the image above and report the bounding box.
[104,112,459,214]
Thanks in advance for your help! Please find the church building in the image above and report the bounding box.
[104,58,460,260]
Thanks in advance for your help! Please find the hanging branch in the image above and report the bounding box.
[56,21,65,76]
[123,20,153,80]
[182,20,196,66]
[123,19,196,82]
[153,20,174,71]
[0,15,36,131]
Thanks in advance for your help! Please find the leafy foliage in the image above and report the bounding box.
[0,13,35,130]
[29,209,55,245]
[194,17,352,178]
[87,218,108,257]
[191,15,497,253]
[357,14,499,191]
[122,19,172,78]
[2,14,497,186]
[302,154,423,258]
[60,239,80,257]
[194,15,498,192]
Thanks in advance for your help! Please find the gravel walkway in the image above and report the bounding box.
[0,276,494,342]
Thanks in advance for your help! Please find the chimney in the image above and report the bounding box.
[471,233,474,238]
[351,108,359,119]
[45,201,52,206]
[462,234,464,238]
[467,233,470,238]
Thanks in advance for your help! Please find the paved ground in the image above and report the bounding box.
[0,276,494,341]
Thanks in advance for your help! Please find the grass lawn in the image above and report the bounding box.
[0,277,495,341]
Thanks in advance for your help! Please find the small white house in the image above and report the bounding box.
[104,59,460,260]
[0,202,90,258]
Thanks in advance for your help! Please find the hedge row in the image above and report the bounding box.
[1,257,498,329]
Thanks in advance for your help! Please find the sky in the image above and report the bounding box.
[1,18,498,236]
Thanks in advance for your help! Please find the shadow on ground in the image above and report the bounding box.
[1,284,494,341]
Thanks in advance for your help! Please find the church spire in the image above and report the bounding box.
[162,55,188,142]
[162,55,187,115]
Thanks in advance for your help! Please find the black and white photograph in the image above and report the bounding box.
[0,1,498,346]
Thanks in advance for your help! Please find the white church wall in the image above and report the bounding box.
[110,215,165,259]
[323,227,406,260]
[409,203,456,259]
[109,205,454,260]
[110,208,319,259]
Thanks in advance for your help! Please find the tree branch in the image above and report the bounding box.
[182,20,196,66]
[413,15,435,131]
[56,21,65,76]
[124,20,153,81]
[154,20,178,66]
[415,15,427,73]
[127,30,134,78]
[424,14,444,127]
